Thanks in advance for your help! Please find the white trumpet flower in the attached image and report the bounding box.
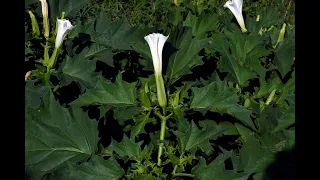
[55,19,74,49]
[224,0,247,32]
[144,33,169,74]
[144,33,169,107]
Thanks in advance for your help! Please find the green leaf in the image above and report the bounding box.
[234,123,253,142]
[86,43,115,67]
[224,32,270,80]
[48,0,89,18]
[232,135,275,174]
[212,34,256,85]
[167,28,207,81]
[192,154,250,180]
[220,122,239,136]
[254,74,282,98]
[70,74,137,107]
[274,39,295,78]
[183,12,218,37]
[107,135,142,160]
[25,80,49,109]
[91,12,150,50]
[131,111,156,137]
[69,19,95,38]
[277,72,295,105]
[25,92,98,180]
[68,155,124,180]
[57,54,98,93]
[272,106,295,133]
[174,121,224,154]
[190,76,257,131]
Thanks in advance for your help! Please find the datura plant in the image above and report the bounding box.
[25,0,295,179]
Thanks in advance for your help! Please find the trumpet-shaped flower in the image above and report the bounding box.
[39,0,50,38]
[144,33,169,74]
[144,33,169,107]
[55,19,74,49]
[224,0,247,32]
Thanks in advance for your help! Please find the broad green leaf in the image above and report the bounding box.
[86,43,115,67]
[107,135,142,161]
[167,28,207,81]
[272,106,295,133]
[183,12,218,37]
[274,39,295,78]
[68,155,124,180]
[212,34,256,85]
[91,12,150,50]
[174,121,224,154]
[25,92,98,180]
[224,32,270,80]
[57,54,98,93]
[25,80,49,109]
[70,74,136,107]
[192,154,250,180]
[131,111,156,137]
[48,0,89,18]
[232,135,275,174]
[190,77,257,131]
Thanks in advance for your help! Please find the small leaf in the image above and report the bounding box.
[107,135,142,160]
[131,112,156,137]
[70,74,136,107]
[174,121,224,154]
[68,155,124,180]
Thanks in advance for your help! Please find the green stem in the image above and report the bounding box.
[44,69,51,87]
[154,110,173,166]
[157,118,167,166]
[173,173,194,177]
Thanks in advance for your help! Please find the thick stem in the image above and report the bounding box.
[157,118,167,166]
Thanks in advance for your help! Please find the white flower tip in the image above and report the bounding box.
[57,19,74,30]
[144,33,169,40]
